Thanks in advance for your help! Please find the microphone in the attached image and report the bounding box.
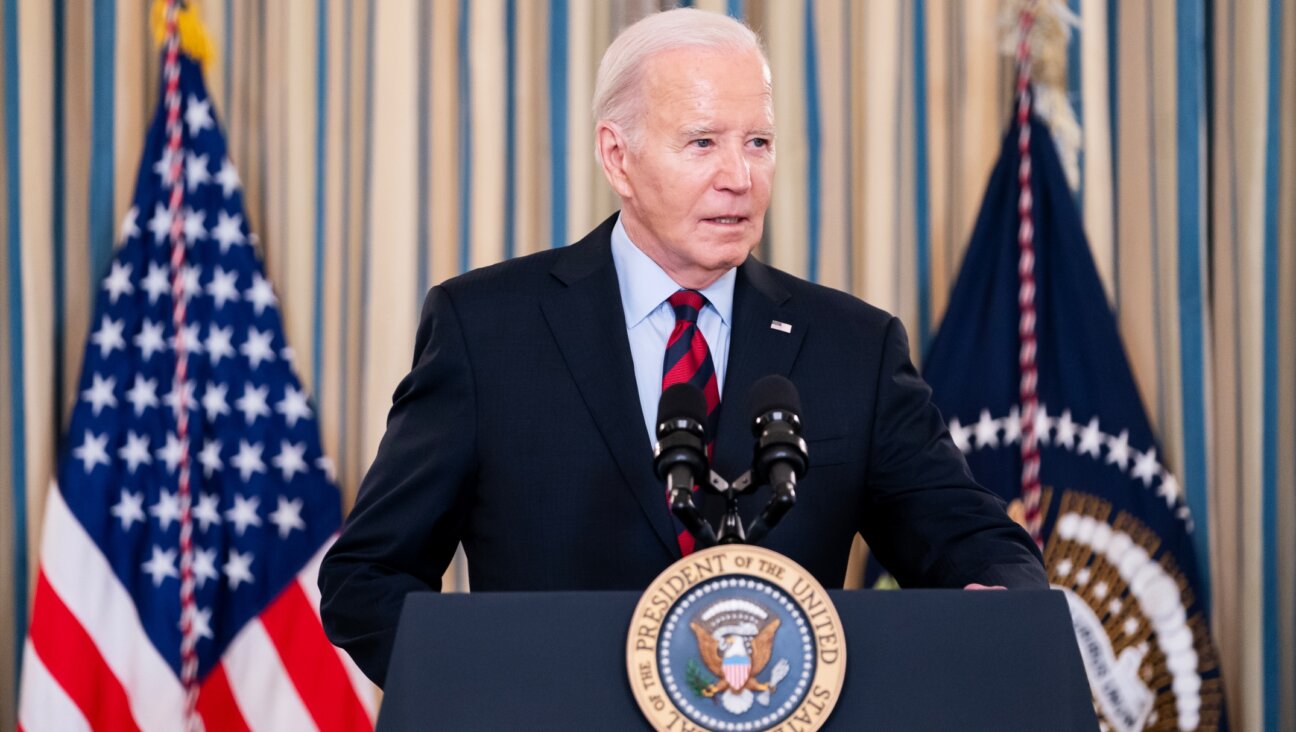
[746,375,808,543]
[653,383,716,548]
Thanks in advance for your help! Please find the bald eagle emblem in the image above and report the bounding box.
[689,599,791,715]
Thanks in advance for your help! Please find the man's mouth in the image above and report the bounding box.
[703,216,747,225]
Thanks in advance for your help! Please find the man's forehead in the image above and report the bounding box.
[640,46,772,92]
[638,48,773,126]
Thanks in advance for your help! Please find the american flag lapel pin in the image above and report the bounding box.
[770,320,792,334]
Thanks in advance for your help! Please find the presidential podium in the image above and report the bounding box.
[376,589,1097,731]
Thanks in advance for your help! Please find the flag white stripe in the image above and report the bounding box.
[18,639,94,732]
[40,485,186,732]
[297,535,378,721]
[222,617,318,732]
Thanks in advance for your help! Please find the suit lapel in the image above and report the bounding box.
[540,218,680,557]
[709,257,806,519]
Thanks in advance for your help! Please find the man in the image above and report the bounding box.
[319,8,1047,687]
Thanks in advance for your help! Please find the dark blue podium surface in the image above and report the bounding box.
[378,589,1097,731]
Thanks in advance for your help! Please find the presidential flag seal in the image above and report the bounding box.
[627,545,845,732]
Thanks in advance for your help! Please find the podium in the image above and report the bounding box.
[377,589,1097,731]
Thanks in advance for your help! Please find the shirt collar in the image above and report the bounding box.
[610,214,737,329]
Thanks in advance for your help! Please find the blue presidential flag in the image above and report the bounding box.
[899,111,1227,731]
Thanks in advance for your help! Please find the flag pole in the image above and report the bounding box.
[158,0,201,727]
[1013,4,1044,547]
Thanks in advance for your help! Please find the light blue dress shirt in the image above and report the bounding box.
[610,216,735,450]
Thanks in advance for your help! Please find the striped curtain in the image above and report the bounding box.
[2,1,1292,728]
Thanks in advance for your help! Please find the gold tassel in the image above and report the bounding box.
[150,0,215,71]
[1001,0,1083,193]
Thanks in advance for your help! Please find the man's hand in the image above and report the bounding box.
[963,583,1007,590]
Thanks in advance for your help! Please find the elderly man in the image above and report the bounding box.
[319,8,1046,687]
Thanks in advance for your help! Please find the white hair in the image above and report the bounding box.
[592,8,768,147]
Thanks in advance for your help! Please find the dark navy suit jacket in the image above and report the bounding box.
[319,214,1046,686]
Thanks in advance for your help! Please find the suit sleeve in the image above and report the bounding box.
[318,285,478,686]
[857,316,1048,589]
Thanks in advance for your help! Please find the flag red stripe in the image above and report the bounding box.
[259,581,372,732]
[197,663,252,732]
[28,571,142,732]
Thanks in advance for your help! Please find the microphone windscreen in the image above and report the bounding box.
[748,375,801,424]
[657,382,708,432]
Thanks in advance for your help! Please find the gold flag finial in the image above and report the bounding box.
[151,0,215,71]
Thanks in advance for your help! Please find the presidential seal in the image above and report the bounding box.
[627,544,846,732]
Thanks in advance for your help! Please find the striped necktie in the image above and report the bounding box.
[662,290,720,555]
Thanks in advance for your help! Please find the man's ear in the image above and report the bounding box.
[595,122,634,199]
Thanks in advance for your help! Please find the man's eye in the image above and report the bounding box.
[692,139,713,149]
[750,138,769,148]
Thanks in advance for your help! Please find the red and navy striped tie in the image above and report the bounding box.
[662,290,720,555]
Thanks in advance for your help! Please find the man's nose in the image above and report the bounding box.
[713,144,752,194]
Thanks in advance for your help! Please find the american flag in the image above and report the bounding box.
[16,39,375,732]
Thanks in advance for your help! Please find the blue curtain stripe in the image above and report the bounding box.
[803,0,821,284]
[456,0,471,273]
[52,0,66,440]
[504,0,517,261]
[548,0,567,249]
[416,0,431,300]
[914,0,930,350]
[1174,0,1213,608]
[314,0,330,400]
[89,0,116,292]
[4,0,27,695]
[359,0,377,456]
[1262,1,1285,727]
[337,0,355,483]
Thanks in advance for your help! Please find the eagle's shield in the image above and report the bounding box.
[723,656,751,689]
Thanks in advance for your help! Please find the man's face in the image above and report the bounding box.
[613,47,775,288]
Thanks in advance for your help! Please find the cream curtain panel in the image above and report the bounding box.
[1,1,1292,728]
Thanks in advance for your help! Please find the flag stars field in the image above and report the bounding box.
[245,273,278,314]
[119,205,140,241]
[147,201,174,241]
[211,210,246,252]
[224,494,263,536]
[156,432,185,473]
[102,261,135,303]
[194,492,222,531]
[207,267,241,308]
[135,319,168,360]
[269,496,307,538]
[111,490,146,531]
[235,384,271,424]
[271,441,309,482]
[201,383,231,421]
[205,324,236,364]
[193,547,220,588]
[224,549,255,590]
[216,156,241,198]
[198,439,224,478]
[125,375,160,416]
[240,327,277,369]
[82,374,118,415]
[142,262,170,303]
[949,405,1191,517]
[91,316,126,358]
[185,153,211,192]
[150,489,182,530]
[182,206,207,241]
[118,431,153,473]
[142,546,179,587]
[275,385,312,427]
[73,430,111,473]
[230,441,267,483]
